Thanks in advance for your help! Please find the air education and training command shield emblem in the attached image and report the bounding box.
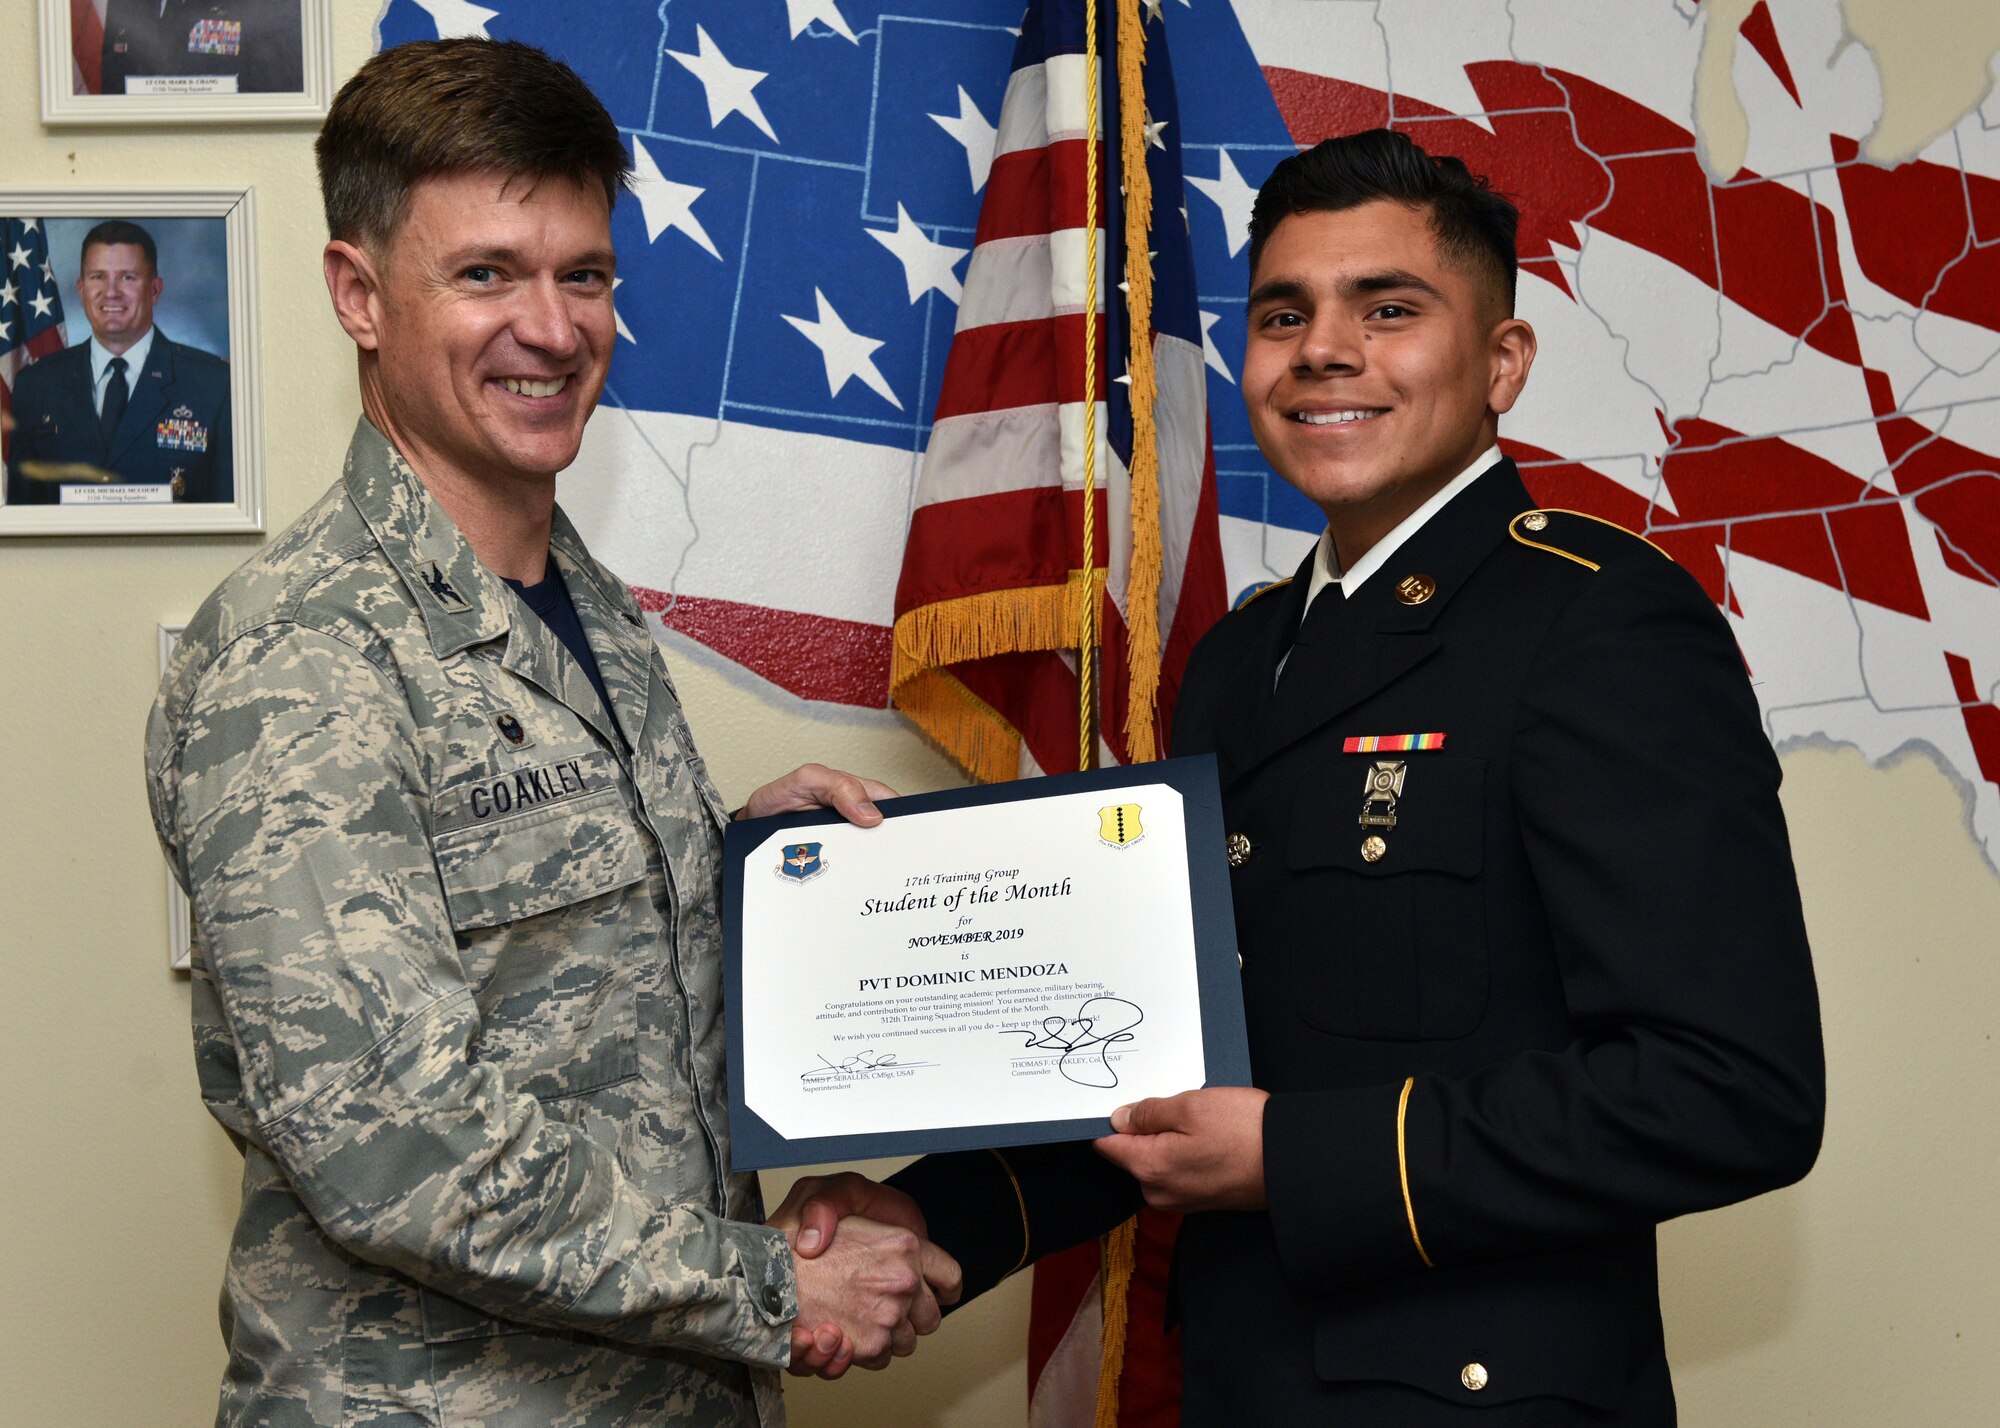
[1097,804,1145,849]
[778,842,827,883]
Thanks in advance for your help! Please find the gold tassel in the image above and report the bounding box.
[1093,1216,1140,1428]
[1118,0,1163,764]
[1091,13,1163,1426]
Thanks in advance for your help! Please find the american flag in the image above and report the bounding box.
[889,0,1227,782]
[1,219,71,470]
[69,0,107,94]
[886,5,1222,1419]
[373,0,2000,873]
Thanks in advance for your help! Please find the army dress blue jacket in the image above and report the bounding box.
[894,458,1825,1425]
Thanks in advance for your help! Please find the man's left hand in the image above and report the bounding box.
[1092,1087,1271,1213]
[739,764,896,826]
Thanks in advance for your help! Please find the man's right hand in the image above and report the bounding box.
[790,1214,926,1371]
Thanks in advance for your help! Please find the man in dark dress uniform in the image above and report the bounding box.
[5,220,232,506]
[99,0,303,95]
[784,130,1826,1424]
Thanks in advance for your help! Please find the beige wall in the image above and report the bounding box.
[2,4,1995,1424]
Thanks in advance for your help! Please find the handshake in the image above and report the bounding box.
[765,1172,964,1379]
[757,1087,1275,1376]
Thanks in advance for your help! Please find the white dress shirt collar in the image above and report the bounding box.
[89,327,156,412]
[1302,445,1504,611]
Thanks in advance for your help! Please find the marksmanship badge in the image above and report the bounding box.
[1359,760,1406,831]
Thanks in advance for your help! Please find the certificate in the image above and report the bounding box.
[722,756,1249,1170]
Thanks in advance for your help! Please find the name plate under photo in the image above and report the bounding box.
[722,756,1249,1170]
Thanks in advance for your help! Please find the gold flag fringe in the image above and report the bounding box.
[891,573,1096,679]
[889,665,1026,788]
[889,572,1105,785]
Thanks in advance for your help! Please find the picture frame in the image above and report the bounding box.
[39,0,333,125]
[2,188,264,537]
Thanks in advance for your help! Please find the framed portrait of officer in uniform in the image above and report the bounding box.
[1,188,264,536]
[38,0,331,124]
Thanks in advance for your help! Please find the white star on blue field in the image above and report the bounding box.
[375,0,1323,531]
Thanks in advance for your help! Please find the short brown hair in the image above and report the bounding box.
[1249,129,1519,314]
[81,219,159,275]
[316,38,630,248]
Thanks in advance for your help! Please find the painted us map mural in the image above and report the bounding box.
[376,0,2000,870]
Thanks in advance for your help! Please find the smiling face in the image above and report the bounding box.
[1243,201,1534,562]
[350,170,617,498]
[77,242,162,353]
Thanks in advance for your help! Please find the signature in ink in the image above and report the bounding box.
[800,1049,933,1083]
[1004,996,1145,1088]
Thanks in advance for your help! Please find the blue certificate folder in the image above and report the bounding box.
[722,755,1250,1171]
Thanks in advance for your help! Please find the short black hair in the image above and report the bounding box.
[1247,130,1519,313]
[80,219,159,275]
[317,38,630,249]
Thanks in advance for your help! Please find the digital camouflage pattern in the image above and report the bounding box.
[147,420,794,1427]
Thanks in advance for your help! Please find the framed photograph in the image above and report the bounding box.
[40,0,333,124]
[1,189,263,536]
[159,622,193,971]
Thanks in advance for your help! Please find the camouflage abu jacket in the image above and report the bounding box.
[146,420,793,1427]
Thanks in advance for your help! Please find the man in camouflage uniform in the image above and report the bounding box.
[147,39,948,1427]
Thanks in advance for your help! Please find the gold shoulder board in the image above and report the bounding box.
[1233,577,1293,610]
[1508,508,1671,572]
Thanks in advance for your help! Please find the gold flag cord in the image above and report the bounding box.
[1076,0,1103,775]
[1117,0,1162,764]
